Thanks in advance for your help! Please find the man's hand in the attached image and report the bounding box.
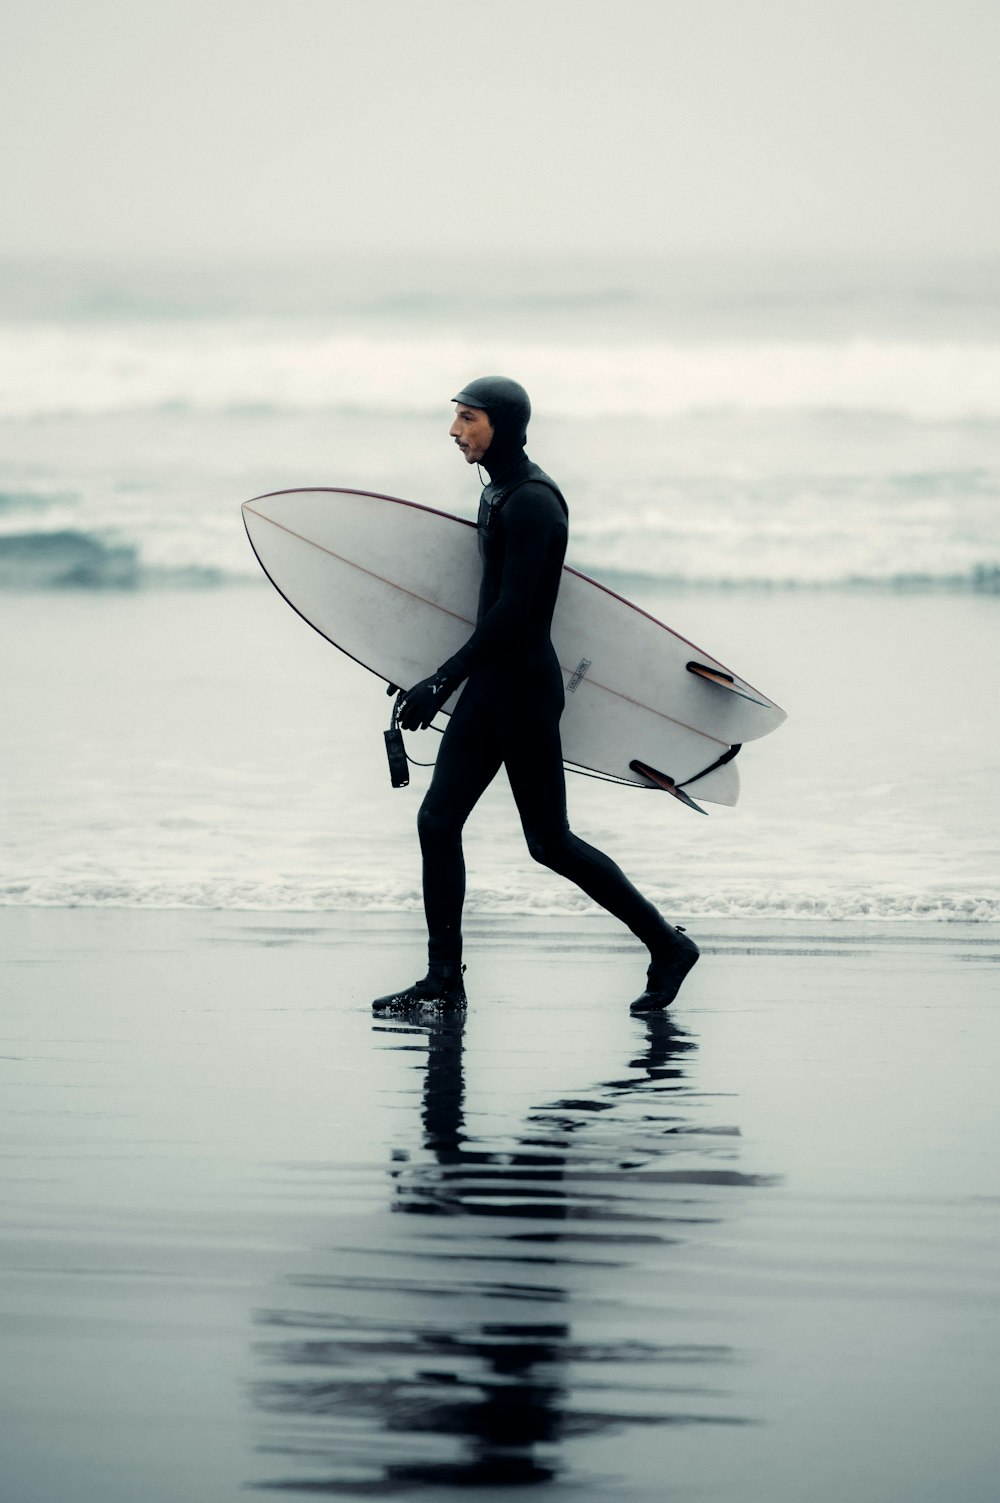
[398,670,453,731]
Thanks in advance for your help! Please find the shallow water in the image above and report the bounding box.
[2,911,998,1501]
[3,586,998,920]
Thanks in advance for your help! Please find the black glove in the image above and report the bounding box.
[398,669,454,731]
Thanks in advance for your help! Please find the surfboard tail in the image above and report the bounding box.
[681,757,740,806]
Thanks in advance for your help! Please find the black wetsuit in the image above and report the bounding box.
[419,451,670,970]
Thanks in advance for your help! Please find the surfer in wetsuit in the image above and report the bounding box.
[372,377,699,1015]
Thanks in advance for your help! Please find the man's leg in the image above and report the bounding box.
[373,693,502,1013]
[504,714,698,1008]
[416,689,503,971]
[504,714,667,944]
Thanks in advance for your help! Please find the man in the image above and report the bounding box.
[372,377,699,1015]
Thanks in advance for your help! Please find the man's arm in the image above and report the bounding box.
[397,484,566,730]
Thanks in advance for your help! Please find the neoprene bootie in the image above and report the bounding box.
[630,927,700,1013]
[372,965,467,1015]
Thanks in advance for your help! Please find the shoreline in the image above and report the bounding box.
[7,906,1000,939]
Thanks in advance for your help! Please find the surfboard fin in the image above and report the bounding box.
[629,759,709,814]
[686,661,771,707]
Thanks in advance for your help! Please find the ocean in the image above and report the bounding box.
[3,253,998,922]
[4,256,1000,1503]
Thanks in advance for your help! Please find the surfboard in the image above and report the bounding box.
[241,487,786,810]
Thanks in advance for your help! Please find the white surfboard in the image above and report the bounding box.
[242,487,786,810]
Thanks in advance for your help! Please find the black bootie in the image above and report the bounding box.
[630,927,699,1013]
[372,965,467,1015]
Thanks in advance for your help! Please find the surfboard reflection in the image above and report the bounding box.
[249,1010,770,1493]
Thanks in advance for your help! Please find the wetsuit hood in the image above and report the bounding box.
[452,375,531,478]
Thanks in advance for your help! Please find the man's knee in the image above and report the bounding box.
[525,828,569,870]
[418,798,459,852]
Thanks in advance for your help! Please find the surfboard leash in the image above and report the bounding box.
[384,690,437,787]
[677,742,742,788]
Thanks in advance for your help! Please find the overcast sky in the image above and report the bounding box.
[3,0,998,261]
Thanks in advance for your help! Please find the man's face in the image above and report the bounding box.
[449,403,494,464]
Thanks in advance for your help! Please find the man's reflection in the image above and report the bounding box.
[251,1009,759,1493]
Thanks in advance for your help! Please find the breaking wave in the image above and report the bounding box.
[594,564,1000,595]
[0,529,228,589]
[5,324,1000,421]
[1,520,996,595]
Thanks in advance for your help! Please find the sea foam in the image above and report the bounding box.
[5,324,1000,421]
[2,874,996,923]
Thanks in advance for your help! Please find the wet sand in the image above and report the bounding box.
[2,909,999,1502]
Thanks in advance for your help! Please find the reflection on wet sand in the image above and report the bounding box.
[249,1012,776,1494]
